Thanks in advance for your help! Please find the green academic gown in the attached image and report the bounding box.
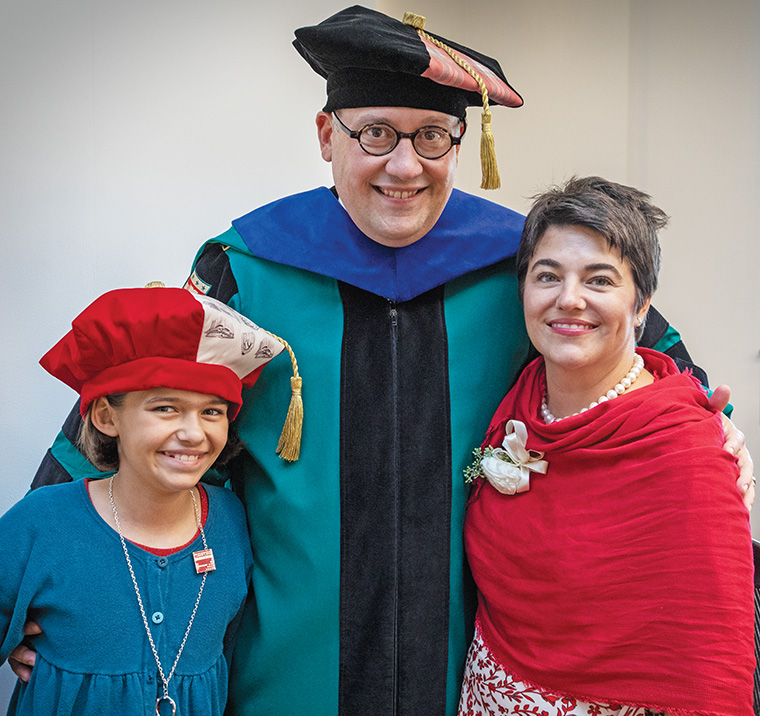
[34,187,700,716]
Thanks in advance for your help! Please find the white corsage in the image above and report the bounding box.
[464,420,548,495]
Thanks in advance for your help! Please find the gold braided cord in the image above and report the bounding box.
[403,12,500,189]
[415,26,490,114]
[263,330,301,382]
[263,330,303,462]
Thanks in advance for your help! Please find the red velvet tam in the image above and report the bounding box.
[40,287,285,420]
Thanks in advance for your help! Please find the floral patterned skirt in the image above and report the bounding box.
[458,624,666,716]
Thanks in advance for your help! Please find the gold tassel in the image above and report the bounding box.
[403,10,501,190]
[479,109,500,190]
[264,331,303,462]
[276,375,303,462]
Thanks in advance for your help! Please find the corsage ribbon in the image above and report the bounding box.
[480,420,548,495]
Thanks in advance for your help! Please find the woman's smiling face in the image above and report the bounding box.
[523,224,650,379]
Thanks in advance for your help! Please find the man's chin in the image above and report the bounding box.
[357,214,433,247]
[364,228,427,248]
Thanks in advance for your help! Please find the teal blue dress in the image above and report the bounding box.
[0,481,253,715]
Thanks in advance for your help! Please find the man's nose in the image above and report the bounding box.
[383,137,424,179]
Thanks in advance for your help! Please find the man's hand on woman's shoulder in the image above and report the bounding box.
[709,385,755,509]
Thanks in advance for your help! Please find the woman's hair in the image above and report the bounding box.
[78,393,242,472]
[516,176,668,320]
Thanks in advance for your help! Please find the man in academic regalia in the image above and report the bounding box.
[24,6,750,716]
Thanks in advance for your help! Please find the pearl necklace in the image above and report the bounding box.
[541,352,645,424]
[109,476,209,716]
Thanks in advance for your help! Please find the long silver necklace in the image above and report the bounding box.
[109,476,209,716]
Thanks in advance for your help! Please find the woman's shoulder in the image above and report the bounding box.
[483,356,545,446]
[641,348,712,411]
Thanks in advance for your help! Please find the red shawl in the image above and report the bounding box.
[465,348,754,716]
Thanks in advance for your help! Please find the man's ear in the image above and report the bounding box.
[90,397,120,437]
[453,120,464,163]
[316,111,334,162]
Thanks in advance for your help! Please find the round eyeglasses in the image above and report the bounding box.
[333,112,465,160]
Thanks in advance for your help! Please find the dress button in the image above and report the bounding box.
[152,612,164,624]
[157,557,168,568]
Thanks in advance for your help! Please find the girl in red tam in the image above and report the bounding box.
[0,286,298,716]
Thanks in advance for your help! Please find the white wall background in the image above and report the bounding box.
[2,0,758,706]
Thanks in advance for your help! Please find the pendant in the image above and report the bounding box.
[193,548,216,574]
[156,695,177,715]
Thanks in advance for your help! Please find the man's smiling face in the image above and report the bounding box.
[316,106,462,247]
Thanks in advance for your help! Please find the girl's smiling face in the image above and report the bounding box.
[93,388,229,495]
[523,224,650,382]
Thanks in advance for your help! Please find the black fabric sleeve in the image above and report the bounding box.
[31,449,74,488]
[190,243,239,303]
[30,401,84,489]
[639,306,709,387]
